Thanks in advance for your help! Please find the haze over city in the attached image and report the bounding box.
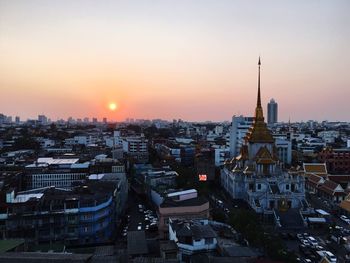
[0,0,349,122]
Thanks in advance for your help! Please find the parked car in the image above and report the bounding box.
[325,251,337,262]
[307,236,318,247]
[297,233,304,241]
[301,239,311,246]
[340,215,349,222]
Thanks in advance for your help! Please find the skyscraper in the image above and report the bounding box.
[267,98,278,125]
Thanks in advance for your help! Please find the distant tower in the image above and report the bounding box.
[267,98,278,125]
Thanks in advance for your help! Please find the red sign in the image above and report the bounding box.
[198,174,207,181]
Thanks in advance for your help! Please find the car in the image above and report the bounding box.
[325,251,337,262]
[314,245,324,251]
[217,200,224,207]
[145,225,149,230]
[342,228,350,235]
[297,233,304,241]
[307,236,318,247]
[340,215,349,223]
[301,239,310,246]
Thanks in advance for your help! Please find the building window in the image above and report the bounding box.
[257,184,261,190]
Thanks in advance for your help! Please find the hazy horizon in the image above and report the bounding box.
[1,0,349,122]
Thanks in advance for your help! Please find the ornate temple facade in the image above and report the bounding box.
[221,58,308,217]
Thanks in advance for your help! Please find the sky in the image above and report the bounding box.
[0,0,349,122]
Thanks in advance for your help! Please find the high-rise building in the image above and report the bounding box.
[267,98,278,125]
[38,115,48,124]
[15,116,20,124]
[229,115,254,158]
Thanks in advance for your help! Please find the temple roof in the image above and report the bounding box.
[254,146,276,164]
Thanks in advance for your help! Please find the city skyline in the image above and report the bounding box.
[0,0,349,122]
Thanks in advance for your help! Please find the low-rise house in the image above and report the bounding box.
[318,179,345,203]
[169,219,217,262]
[306,174,325,193]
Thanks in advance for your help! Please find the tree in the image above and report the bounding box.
[126,125,142,133]
[13,137,40,151]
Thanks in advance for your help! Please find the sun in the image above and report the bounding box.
[108,102,117,111]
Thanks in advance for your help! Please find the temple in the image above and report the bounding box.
[221,58,310,226]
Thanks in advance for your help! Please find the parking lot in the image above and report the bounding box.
[280,194,350,263]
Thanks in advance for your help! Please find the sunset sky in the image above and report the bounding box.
[0,0,349,122]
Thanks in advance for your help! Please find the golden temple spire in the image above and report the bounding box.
[257,57,261,108]
[245,57,274,144]
[255,57,264,121]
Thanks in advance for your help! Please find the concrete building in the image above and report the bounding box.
[215,125,224,135]
[38,115,48,125]
[168,219,217,262]
[25,158,89,189]
[319,147,350,174]
[275,138,292,165]
[123,136,149,163]
[214,147,230,167]
[267,98,278,125]
[157,189,209,239]
[114,131,149,163]
[1,180,119,245]
[65,135,97,146]
[317,130,340,144]
[229,115,254,158]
